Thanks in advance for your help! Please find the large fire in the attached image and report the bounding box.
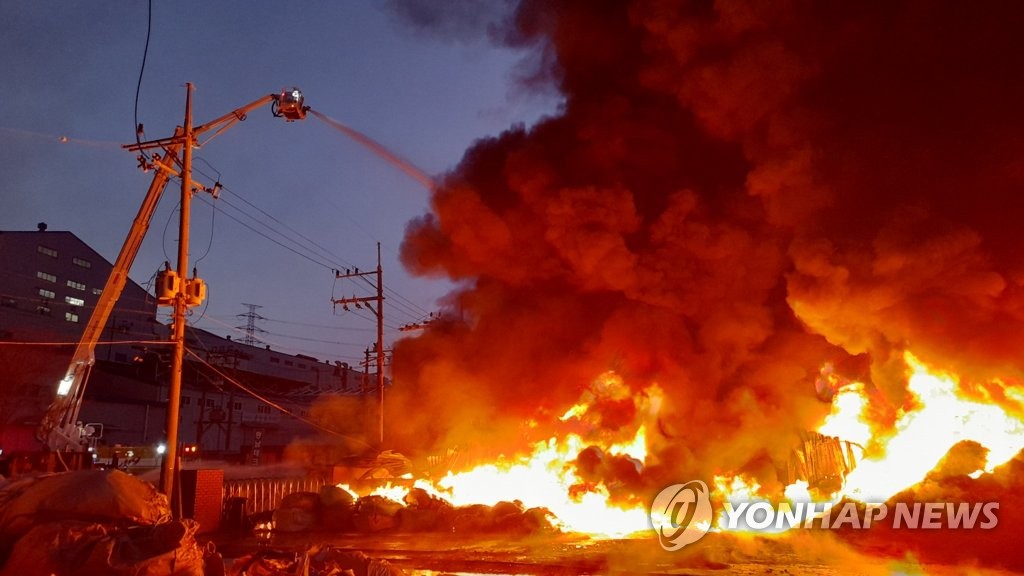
[344,354,1023,541]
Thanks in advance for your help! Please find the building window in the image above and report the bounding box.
[92,288,102,295]
[37,305,51,316]
[72,257,91,269]
[257,405,271,414]
[65,296,84,306]
[206,399,215,408]
[269,357,280,364]
[65,311,79,323]
[66,280,86,291]
[37,245,57,258]
[38,289,55,299]
[182,396,191,406]
[37,271,56,283]
[284,360,293,367]
[298,363,307,369]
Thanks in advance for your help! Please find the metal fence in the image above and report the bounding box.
[222,476,327,516]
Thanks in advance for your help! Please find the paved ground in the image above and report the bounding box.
[206,529,1024,575]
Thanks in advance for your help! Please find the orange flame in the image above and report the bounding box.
[340,355,1022,539]
[713,351,1024,533]
[829,353,1024,502]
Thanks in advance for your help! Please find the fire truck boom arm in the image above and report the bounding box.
[39,88,307,453]
[39,143,182,451]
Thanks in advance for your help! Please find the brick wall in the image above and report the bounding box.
[178,469,224,534]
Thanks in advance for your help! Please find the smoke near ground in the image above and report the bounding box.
[389,0,1024,497]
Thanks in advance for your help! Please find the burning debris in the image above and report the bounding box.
[228,547,401,576]
[391,0,1024,478]
[784,431,858,497]
[378,1,1024,568]
[267,484,557,537]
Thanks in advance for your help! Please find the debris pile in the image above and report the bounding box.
[228,546,402,576]
[271,485,557,535]
[0,469,214,576]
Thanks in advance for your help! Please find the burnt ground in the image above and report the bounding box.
[205,530,1024,575]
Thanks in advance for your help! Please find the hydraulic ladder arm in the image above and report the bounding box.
[36,89,308,454]
[38,141,182,451]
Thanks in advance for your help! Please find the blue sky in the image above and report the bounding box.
[0,2,558,364]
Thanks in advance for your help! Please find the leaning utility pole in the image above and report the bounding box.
[332,243,385,444]
[164,83,195,499]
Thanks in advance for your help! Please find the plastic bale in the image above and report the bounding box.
[278,491,321,514]
[0,469,170,545]
[318,484,355,508]
[272,491,322,533]
[396,507,443,532]
[451,504,496,534]
[317,485,356,531]
[272,507,318,533]
[0,519,205,576]
[116,519,206,576]
[0,520,104,576]
[352,496,402,533]
[402,487,450,511]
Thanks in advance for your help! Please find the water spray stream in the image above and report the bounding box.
[309,109,436,191]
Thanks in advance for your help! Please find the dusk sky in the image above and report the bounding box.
[0,2,558,364]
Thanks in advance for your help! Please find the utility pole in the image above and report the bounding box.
[163,82,195,498]
[332,243,385,445]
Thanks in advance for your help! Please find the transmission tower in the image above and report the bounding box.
[236,303,265,346]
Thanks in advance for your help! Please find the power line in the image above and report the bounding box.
[193,194,336,270]
[196,314,365,360]
[190,162,357,272]
[0,126,122,149]
[185,347,373,450]
[0,339,169,347]
[221,184,360,271]
[133,0,153,156]
[186,156,437,327]
[260,316,375,331]
[259,329,369,347]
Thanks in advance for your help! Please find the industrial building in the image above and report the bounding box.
[0,226,373,466]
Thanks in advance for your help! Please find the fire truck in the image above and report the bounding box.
[28,89,308,473]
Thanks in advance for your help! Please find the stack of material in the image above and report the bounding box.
[270,485,557,536]
[0,469,216,576]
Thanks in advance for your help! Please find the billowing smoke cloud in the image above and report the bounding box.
[390,0,1024,493]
